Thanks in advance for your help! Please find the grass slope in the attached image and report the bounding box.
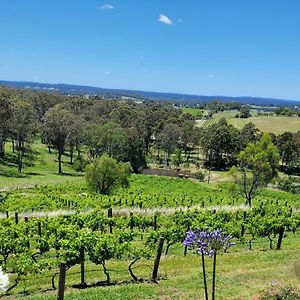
[0,139,82,190]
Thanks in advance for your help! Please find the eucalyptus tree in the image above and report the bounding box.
[42,104,77,174]
[0,92,12,157]
[230,133,280,206]
[156,123,181,166]
[10,99,36,172]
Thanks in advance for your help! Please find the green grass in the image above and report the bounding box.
[228,115,300,134]
[181,107,203,117]
[8,232,300,300]
[1,138,300,300]
[0,140,83,190]
[196,111,300,134]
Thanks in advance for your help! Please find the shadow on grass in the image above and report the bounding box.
[0,168,27,178]
[25,172,44,176]
[52,172,84,177]
[0,156,18,168]
[72,278,149,290]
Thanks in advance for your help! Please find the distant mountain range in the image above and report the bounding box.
[1,80,299,107]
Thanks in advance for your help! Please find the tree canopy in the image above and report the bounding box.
[85,154,132,195]
[230,133,280,206]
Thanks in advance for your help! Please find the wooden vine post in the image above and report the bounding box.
[107,208,113,234]
[57,262,67,300]
[152,237,165,282]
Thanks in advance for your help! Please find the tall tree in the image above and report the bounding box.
[277,131,300,172]
[0,92,12,157]
[230,133,280,206]
[10,99,36,172]
[42,105,76,174]
[123,127,147,173]
[67,116,85,164]
[85,121,125,160]
[238,122,261,150]
[156,123,181,166]
[200,118,239,169]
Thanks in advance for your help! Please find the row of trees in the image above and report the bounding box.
[2,86,300,177]
[199,118,300,173]
[1,87,196,173]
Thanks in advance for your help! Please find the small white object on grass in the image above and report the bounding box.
[0,267,9,292]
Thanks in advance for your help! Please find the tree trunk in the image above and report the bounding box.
[0,140,5,157]
[101,262,110,285]
[268,235,273,250]
[70,146,74,164]
[58,152,62,174]
[165,242,174,255]
[152,237,164,282]
[128,259,139,281]
[276,227,285,250]
[80,249,86,287]
[17,143,23,173]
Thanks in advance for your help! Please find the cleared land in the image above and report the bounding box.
[228,115,300,134]
[197,112,300,134]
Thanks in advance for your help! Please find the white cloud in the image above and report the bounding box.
[158,14,173,25]
[99,4,114,10]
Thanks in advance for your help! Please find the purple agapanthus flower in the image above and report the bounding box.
[184,228,234,257]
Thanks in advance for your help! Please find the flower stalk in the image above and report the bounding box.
[184,228,234,300]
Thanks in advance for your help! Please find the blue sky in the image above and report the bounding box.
[1,0,300,99]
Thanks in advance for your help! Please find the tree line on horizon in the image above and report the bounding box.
[0,86,300,178]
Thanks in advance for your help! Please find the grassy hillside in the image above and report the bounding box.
[0,139,82,190]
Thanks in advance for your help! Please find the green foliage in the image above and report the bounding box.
[274,107,295,116]
[239,105,251,118]
[42,104,78,174]
[195,170,205,181]
[200,118,240,169]
[85,154,132,195]
[72,156,89,172]
[231,133,280,205]
[260,286,300,300]
[172,148,182,167]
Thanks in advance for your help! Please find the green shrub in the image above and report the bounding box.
[194,170,205,181]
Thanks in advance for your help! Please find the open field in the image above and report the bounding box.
[181,107,203,117]
[196,112,300,134]
[228,115,300,134]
